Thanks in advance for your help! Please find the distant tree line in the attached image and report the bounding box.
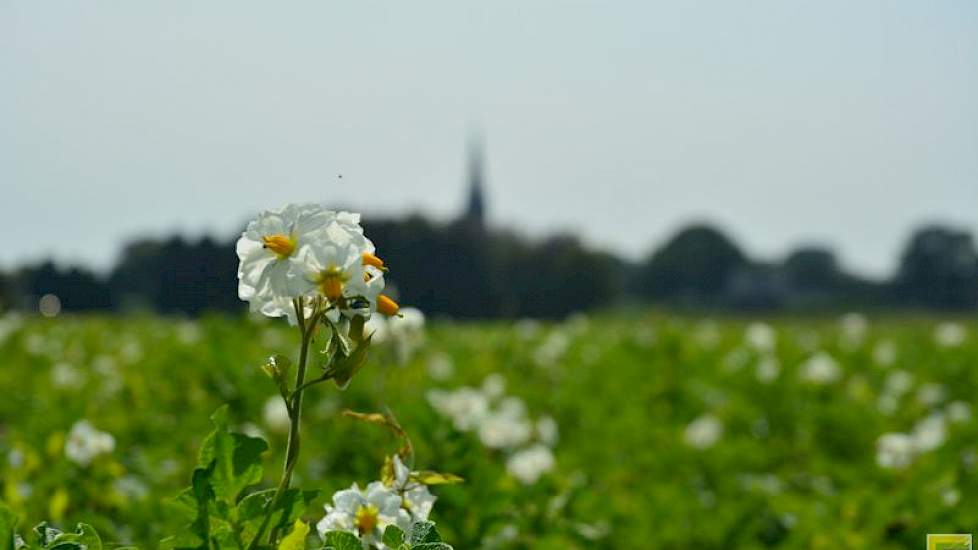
[1,217,975,318]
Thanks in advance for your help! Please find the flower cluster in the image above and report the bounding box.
[317,456,437,549]
[237,204,398,324]
[427,375,558,484]
[875,401,972,469]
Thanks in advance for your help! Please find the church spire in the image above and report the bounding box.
[464,135,486,226]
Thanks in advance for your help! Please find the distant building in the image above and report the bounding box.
[461,137,487,228]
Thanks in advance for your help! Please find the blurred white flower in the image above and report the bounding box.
[0,312,23,346]
[872,340,897,367]
[316,482,404,547]
[7,448,24,469]
[65,420,115,466]
[50,362,83,389]
[479,411,533,450]
[755,356,780,384]
[425,353,455,381]
[388,307,426,363]
[481,373,506,400]
[884,370,914,396]
[935,322,967,348]
[534,330,570,368]
[536,416,560,447]
[916,383,947,408]
[363,315,390,344]
[482,524,519,549]
[239,422,267,440]
[684,415,722,450]
[839,313,868,349]
[175,321,202,345]
[800,352,841,385]
[948,401,972,423]
[426,388,489,431]
[506,444,555,484]
[745,323,775,352]
[911,413,947,452]
[942,487,961,507]
[262,397,291,433]
[514,319,541,340]
[876,433,915,469]
[113,475,149,501]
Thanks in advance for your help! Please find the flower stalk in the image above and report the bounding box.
[249,298,318,549]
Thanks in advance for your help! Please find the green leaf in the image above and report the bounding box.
[0,505,17,550]
[276,520,308,550]
[408,522,441,544]
[44,524,102,550]
[411,544,452,550]
[320,531,361,550]
[237,488,318,541]
[198,406,269,504]
[332,322,352,358]
[332,335,372,390]
[382,525,405,547]
[409,471,464,485]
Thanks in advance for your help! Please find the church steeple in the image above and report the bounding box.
[463,136,486,226]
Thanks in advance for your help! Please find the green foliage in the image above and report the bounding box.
[198,406,269,505]
[0,507,103,550]
[4,313,978,548]
[0,504,17,550]
[160,407,316,550]
[319,530,360,550]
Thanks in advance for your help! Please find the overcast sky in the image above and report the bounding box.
[2,1,976,279]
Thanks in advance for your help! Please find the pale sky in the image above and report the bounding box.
[2,1,976,279]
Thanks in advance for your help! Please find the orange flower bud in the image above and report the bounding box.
[362,252,385,269]
[377,294,400,316]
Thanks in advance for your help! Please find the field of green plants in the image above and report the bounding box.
[1,311,977,549]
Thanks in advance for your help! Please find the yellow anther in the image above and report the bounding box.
[354,504,379,535]
[315,266,349,300]
[261,234,296,259]
[377,294,400,317]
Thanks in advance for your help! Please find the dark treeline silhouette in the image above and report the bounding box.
[1,147,975,317]
[1,216,976,318]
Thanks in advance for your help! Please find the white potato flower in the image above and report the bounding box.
[506,444,555,485]
[745,322,776,352]
[478,410,533,450]
[935,322,966,348]
[426,388,490,431]
[872,340,897,367]
[876,433,915,469]
[65,420,115,467]
[684,414,722,450]
[799,352,841,385]
[389,455,436,524]
[237,203,331,321]
[238,205,398,324]
[262,396,291,433]
[536,416,560,447]
[911,413,947,452]
[948,401,972,423]
[317,482,403,548]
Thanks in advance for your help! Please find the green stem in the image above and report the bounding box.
[247,298,317,550]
